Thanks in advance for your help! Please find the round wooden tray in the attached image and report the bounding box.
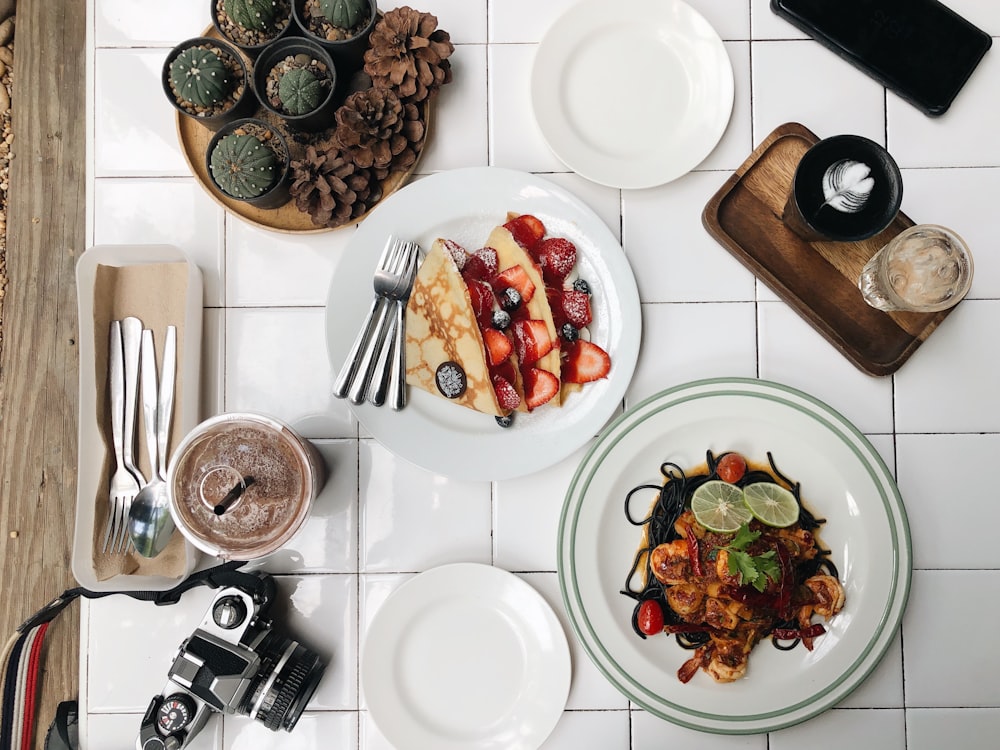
[175,26,427,234]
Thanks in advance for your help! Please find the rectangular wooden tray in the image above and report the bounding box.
[702,122,956,376]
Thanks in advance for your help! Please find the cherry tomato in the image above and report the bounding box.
[637,600,665,636]
[716,452,747,484]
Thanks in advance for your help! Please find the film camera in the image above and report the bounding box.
[136,574,325,749]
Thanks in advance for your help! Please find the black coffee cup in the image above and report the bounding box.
[782,135,903,243]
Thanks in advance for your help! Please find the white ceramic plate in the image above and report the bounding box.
[558,378,911,734]
[531,0,734,189]
[325,167,641,481]
[362,563,571,750]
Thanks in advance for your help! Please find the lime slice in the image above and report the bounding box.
[690,480,753,533]
[742,482,799,528]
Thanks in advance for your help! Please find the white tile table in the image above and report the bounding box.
[81,1,1000,747]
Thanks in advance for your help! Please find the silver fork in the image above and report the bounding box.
[115,316,144,552]
[103,320,142,553]
[333,236,405,400]
[367,242,419,407]
[352,240,417,405]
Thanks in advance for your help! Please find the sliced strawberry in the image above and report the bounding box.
[523,367,559,410]
[440,238,468,271]
[536,237,577,284]
[492,359,518,386]
[504,214,546,255]
[494,265,536,304]
[562,340,611,384]
[462,247,497,283]
[483,329,513,367]
[466,278,495,329]
[511,319,554,366]
[491,372,521,412]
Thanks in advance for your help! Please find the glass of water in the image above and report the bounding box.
[858,224,973,313]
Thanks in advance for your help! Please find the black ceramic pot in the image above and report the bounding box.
[291,0,377,75]
[205,117,293,210]
[211,0,296,59]
[253,36,340,133]
[162,37,257,131]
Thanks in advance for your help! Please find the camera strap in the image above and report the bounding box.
[0,560,263,750]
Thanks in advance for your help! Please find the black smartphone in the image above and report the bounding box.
[770,0,992,116]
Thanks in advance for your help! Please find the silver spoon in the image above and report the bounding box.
[128,326,177,557]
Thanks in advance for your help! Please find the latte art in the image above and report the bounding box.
[821,159,874,214]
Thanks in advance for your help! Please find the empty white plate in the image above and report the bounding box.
[531,0,734,189]
[362,564,572,750]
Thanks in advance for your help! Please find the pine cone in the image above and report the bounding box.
[289,145,381,228]
[333,87,426,179]
[363,6,454,104]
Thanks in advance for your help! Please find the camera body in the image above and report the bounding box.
[137,576,324,750]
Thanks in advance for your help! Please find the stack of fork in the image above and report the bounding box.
[103,316,175,554]
[333,237,420,410]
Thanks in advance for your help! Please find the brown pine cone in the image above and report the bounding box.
[289,145,382,228]
[333,87,426,179]
[363,6,454,104]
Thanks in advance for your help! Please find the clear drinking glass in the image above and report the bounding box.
[858,224,973,313]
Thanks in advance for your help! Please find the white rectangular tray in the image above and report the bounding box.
[73,244,203,591]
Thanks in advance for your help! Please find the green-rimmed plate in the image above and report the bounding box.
[557,378,911,734]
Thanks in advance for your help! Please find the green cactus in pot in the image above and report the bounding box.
[210,134,278,199]
[169,46,231,107]
[278,67,323,115]
[318,0,368,29]
[224,0,277,31]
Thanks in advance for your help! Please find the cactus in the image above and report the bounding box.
[169,46,231,108]
[224,0,277,31]
[318,0,369,29]
[278,67,323,115]
[210,134,278,199]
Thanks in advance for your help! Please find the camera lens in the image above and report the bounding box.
[239,632,325,732]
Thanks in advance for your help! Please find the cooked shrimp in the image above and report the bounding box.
[704,596,754,631]
[804,574,845,619]
[649,540,691,585]
[704,634,753,683]
[713,549,742,585]
[775,527,818,562]
[665,583,704,618]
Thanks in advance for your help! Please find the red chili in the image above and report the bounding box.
[772,623,826,640]
[664,623,713,635]
[685,526,703,577]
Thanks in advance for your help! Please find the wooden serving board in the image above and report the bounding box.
[176,25,425,234]
[702,122,957,376]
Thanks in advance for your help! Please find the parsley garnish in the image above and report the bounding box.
[721,524,781,592]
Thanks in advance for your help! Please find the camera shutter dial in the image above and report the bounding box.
[213,595,248,629]
[156,693,196,735]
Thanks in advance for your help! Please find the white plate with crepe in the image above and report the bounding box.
[362,563,571,750]
[558,378,911,733]
[325,167,641,481]
[531,0,734,189]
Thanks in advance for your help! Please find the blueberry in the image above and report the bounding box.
[435,361,467,399]
[560,322,579,342]
[495,414,514,428]
[573,278,592,295]
[491,309,512,330]
[500,287,522,312]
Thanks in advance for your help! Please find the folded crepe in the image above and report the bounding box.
[485,223,561,407]
[405,239,507,416]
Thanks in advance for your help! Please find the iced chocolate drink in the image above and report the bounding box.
[168,413,325,560]
[783,134,903,242]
